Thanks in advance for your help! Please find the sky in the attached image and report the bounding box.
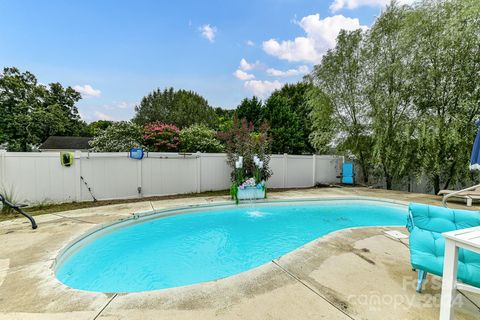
[0,0,409,122]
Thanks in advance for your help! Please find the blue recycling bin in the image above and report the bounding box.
[342,162,354,185]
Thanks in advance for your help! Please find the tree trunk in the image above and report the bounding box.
[359,152,369,184]
[362,167,369,184]
[433,174,440,195]
[385,175,392,190]
[383,164,392,190]
[442,161,457,191]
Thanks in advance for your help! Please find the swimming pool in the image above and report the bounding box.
[55,199,407,293]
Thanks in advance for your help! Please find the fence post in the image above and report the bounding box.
[312,154,316,187]
[283,153,288,188]
[196,152,202,193]
[74,151,82,202]
[137,159,143,198]
[0,150,6,184]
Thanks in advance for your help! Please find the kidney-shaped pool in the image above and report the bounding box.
[55,199,407,293]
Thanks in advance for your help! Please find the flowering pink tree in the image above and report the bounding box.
[143,122,180,152]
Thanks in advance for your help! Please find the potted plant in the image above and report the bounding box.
[235,155,266,201]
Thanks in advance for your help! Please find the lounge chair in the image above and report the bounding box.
[407,203,480,292]
[438,187,480,206]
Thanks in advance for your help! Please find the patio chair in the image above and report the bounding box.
[336,162,354,185]
[438,187,480,207]
[406,203,480,292]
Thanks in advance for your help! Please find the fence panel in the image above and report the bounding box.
[80,154,138,201]
[141,154,198,197]
[199,154,230,192]
[286,155,314,187]
[1,153,76,204]
[0,152,344,204]
[315,155,342,185]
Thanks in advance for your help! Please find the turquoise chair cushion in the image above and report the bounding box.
[408,203,480,288]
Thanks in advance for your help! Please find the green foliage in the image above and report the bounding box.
[214,107,235,132]
[307,89,335,154]
[143,122,180,152]
[85,120,113,136]
[89,122,143,152]
[179,124,223,153]
[262,83,315,154]
[0,67,85,151]
[308,0,480,191]
[365,3,417,189]
[133,87,218,129]
[309,29,373,182]
[236,96,263,127]
[406,0,480,193]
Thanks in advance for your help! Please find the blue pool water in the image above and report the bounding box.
[56,200,407,292]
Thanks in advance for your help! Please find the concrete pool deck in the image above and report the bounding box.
[0,187,479,319]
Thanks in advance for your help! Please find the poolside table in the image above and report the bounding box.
[440,226,480,320]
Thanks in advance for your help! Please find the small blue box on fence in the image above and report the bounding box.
[129,148,144,160]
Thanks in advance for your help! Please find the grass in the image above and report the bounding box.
[0,187,318,223]
[0,190,232,222]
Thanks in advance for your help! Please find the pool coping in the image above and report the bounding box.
[53,196,410,294]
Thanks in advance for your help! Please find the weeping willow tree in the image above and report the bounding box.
[309,29,373,183]
[364,2,418,190]
[407,0,480,193]
[308,0,480,192]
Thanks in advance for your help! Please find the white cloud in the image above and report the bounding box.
[262,14,367,63]
[246,40,255,46]
[102,101,135,110]
[233,69,255,80]
[244,80,283,98]
[266,65,309,77]
[199,24,217,43]
[94,111,115,121]
[329,0,414,12]
[239,58,261,71]
[73,84,101,98]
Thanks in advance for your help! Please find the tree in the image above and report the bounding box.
[89,122,143,152]
[85,120,113,136]
[364,3,418,189]
[309,30,373,181]
[235,96,263,127]
[214,107,235,132]
[307,89,336,154]
[133,87,218,129]
[143,122,180,152]
[179,124,223,153]
[0,67,85,151]
[263,83,315,154]
[407,0,480,193]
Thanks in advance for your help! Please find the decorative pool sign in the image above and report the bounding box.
[237,186,266,200]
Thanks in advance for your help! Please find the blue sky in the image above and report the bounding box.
[0,0,401,122]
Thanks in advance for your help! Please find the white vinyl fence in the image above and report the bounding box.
[0,150,343,204]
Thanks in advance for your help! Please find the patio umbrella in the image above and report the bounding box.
[470,119,480,171]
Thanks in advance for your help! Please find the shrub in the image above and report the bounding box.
[218,116,271,181]
[90,121,143,152]
[179,124,223,153]
[144,122,180,152]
